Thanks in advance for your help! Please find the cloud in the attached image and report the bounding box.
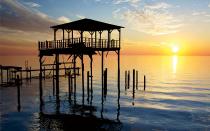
[113,0,140,7]
[208,3,210,8]
[24,2,41,8]
[112,9,121,18]
[191,11,210,23]
[192,11,206,16]
[145,2,171,9]
[118,8,182,35]
[0,0,56,33]
[112,1,182,35]
[0,0,60,55]
[57,16,71,23]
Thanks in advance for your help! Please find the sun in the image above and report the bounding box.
[172,46,179,54]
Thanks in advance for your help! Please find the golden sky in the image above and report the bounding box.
[1,0,210,56]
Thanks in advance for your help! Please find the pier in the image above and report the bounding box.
[38,18,123,106]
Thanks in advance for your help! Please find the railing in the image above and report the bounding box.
[38,37,120,50]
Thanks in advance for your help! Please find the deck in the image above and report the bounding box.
[39,37,120,56]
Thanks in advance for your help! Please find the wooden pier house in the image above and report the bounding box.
[38,18,123,102]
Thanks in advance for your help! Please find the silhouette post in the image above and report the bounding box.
[144,75,146,91]
[16,75,21,111]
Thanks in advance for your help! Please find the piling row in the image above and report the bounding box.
[125,69,147,91]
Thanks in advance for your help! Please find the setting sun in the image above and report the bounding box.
[172,46,179,53]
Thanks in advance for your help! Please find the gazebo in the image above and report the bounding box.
[38,18,124,104]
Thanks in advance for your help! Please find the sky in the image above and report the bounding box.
[1,0,210,56]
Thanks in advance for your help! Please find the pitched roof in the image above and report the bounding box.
[51,18,124,31]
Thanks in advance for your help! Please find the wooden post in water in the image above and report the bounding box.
[52,65,55,95]
[43,67,45,80]
[82,56,84,104]
[73,54,76,94]
[104,68,107,98]
[132,70,135,99]
[125,70,127,90]
[144,75,146,91]
[136,70,138,90]
[26,68,28,80]
[87,71,89,102]
[133,69,135,91]
[101,51,104,99]
[7,69,8,83]
[30,67,32,81]
[55,53,59,97]
[90,55,93,94]
[128,70,130,89]
[68,72,71,100]
[20,70,22,83]
[16,75,21,111]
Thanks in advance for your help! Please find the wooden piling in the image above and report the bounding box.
[133,69,135,91]
[128,70,130,89]
[90,56,93,94]
[26,68,28,80]
[136,70,138,90]
[30,67,32,81]
[16,75,21,111]
[68,72,71,99]
[52,65,55,95]
[87,71,89,102]
[104,68,107,97]
[43,67,45,80]
[144,75,146,91]
[132,69,135,99]
[125,70,127,90]
[82,60,84,103]
[7,69,8,83]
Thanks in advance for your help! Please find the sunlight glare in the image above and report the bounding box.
[172,46,179,53]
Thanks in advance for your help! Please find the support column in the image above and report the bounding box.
[95,31,97,48]
[55,54,59,97]
[54,29,57,48]
[7,69,8,83]
[118,50,120,94]
[81,55,84,105]
[80,31,83,43]
[73,54,76,93]
[39,55,43,105]
[99,31,102,48]
[67,30,71,46]
[101,51,104,99]
[90,55,93,93]
[118,29,121,48]
[63,29,65,47]
[52,65,55,95]
[72,30,74,44]
[90,32,94,47]
[108,30,111,48]
[118,29,121,94]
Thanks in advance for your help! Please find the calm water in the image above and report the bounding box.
[0,55,210,130]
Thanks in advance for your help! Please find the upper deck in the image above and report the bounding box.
[38,18,123,56]
[38,37,120,56]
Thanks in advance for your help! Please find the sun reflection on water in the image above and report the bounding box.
[172,55,178,74]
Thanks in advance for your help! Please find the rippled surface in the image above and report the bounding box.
[1,55,210,130]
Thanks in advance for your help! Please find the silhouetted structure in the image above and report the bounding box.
[0,65,22,86]
[38,18,124,103]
